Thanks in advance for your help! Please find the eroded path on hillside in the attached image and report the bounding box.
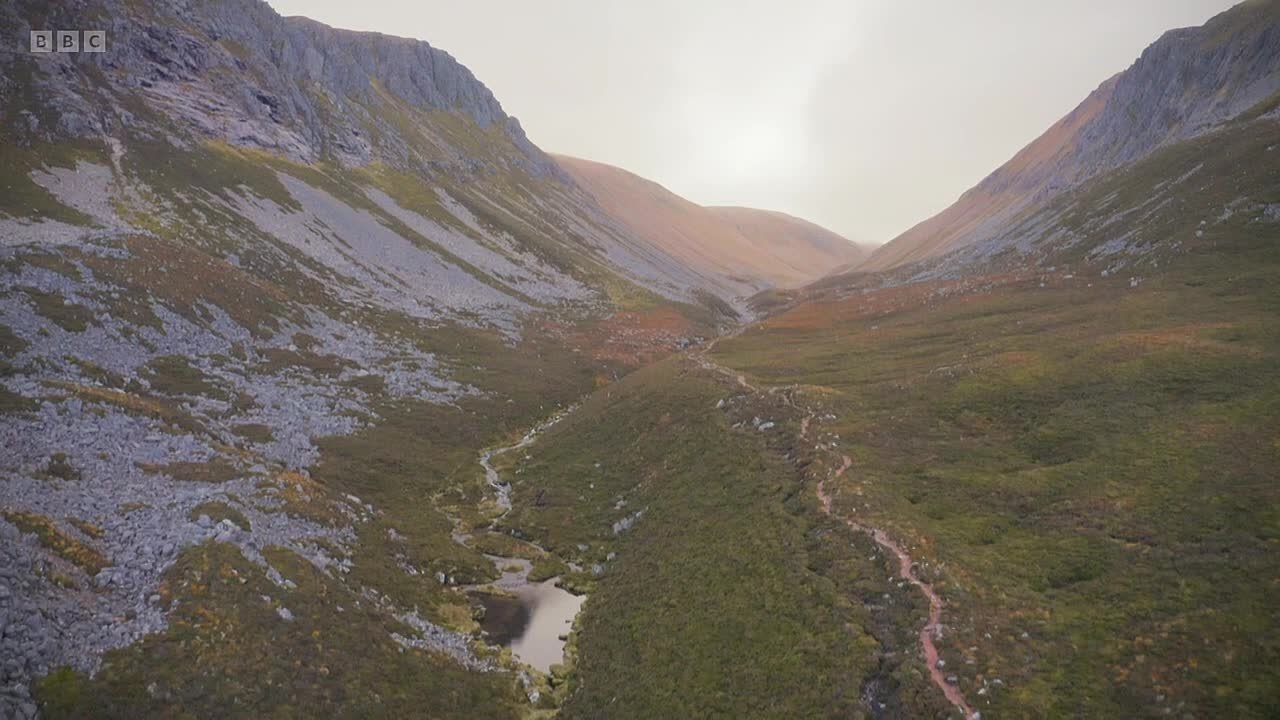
[815,451,979,719]
[696,349,979,720]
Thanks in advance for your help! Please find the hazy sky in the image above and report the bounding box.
[268,0,1237,244]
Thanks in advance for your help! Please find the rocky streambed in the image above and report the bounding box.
[457,407,588,674]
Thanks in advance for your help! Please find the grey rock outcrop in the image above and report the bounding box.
[3,0,562,177]
[0,0,758,311]
[1076,4,1280,174]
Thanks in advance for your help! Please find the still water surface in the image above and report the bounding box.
[477,578,585,672]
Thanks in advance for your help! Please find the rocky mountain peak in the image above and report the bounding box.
[862,0,1280,271]
[3,0,560,177]
[1074,0,1280,175]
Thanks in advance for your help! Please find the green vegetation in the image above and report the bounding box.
[11,113,732,714]
[0,152,97,224]
[467,531,545,561]
[257,347,355,378]
[22,39,1275,718]
[139,460,241,484]
[50,382,208,436]
[526,558,569,583]
[44,453,80,481]
[76,232,299,338]
[0,385,35,414]
[3,511,106,575]
[309,323,604,617]
[343,373,385,395]
[124,139,301,214]
[712,215,1280,716]
[230,422,275,443]
[66,518,104,540]
[499,358,944,718]
[143,355,228,400]
[36,543,522,719]
[20,287,95,332]
[188,500,251,531]
[1037,118,1280,270]
[0,322,30,356]
[0,59,102,226]
[67,357,125,388]
[25,309,650,717]
[235,144,542,305]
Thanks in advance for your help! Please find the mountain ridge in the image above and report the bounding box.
[863,0,1280,271]
[555,153,867,289]
[6,0,553,174]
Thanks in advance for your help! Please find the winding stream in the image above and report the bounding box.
[458,352,978,714]
[459,406,585,672]
[478,405,576,514]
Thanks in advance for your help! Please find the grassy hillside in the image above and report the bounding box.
[495,358,957,718]
[711,208,1280,716]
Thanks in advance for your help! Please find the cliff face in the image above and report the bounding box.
[864,0,1280,271]
[1076,0,1280,173]
[6,0,783,310]
[4,0,558,175]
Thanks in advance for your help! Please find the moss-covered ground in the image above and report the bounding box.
[710,217,1280,717]
[497,358,953,718]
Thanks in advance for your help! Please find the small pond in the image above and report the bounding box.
[475,578,585,672]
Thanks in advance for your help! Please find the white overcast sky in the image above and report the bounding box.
[267,0,1238,245]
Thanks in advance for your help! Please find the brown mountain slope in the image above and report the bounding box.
[863,0,1280,272]
[554,154,863,290]
[707,206,870,275]
[862,76,1117,272]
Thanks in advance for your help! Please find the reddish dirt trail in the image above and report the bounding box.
[813,446,978,718]
[698,345,977,718]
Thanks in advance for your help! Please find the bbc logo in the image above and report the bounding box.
[31,30,107,53]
